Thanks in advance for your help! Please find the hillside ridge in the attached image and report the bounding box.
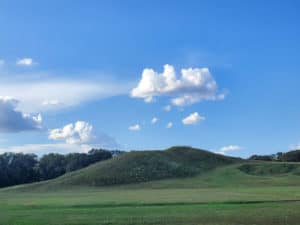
[25,146,241,188]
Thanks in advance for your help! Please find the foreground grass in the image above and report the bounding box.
[1,185,300,225]
[0,190,300,225]
[0,200,300,225]
[1,163,300,225]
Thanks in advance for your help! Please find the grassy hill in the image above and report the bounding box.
[2,158,300,225]
[238,162,300,176]
[2,148,300,225]
[7,146,300,192]
[14,146,240,189]
[8,147,300,191]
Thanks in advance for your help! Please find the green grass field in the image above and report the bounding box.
[1,161,300,225]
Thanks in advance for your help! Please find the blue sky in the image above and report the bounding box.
[0,0,300,157]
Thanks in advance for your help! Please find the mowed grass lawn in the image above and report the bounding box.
[1,186,300,225]
[1,165,300,225]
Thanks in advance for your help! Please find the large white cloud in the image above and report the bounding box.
[48,121,119,151]
[49,121,94,145]
[182,112,205,125]
[131,64,225,106]
[0,96,42,133]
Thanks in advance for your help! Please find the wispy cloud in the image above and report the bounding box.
[166,122,173,128]
[16,58,34,66]
[163,105,172,112]
[0,138,7,143]
[151,117,158,124]
[289,143,300,150]
[216,145,242,155]
[182,112,205,125]
[128,124,141,131]
[0,59,5,66]
[42,99,62,106]
[0,76,132,112]
[0,143,92,155]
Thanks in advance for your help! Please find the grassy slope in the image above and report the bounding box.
[19,146,240,190]
[1,162,300,225]
[239,161,300,176]
[1,147,300,224]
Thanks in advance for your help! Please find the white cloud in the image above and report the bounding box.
[151,117,158,124]
[128,124,141,131]
[42,99,62,106]
[131,64,225,106]
[16,58,34,66]
[182,112,205,125]
[289,143,300,150]
[0,96,42,133]
[216,145,242,155]
[0,78,131,112]
[49,121,93,145]
[42,99,64,110]
[47,121,119,150]
[0,143,93,155]
[163,105,172,112]
[166,122,173,128]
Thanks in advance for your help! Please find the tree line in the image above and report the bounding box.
[0,149,122,188]
[249,149,300,162]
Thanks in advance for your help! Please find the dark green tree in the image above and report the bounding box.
[38,153,66,180]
